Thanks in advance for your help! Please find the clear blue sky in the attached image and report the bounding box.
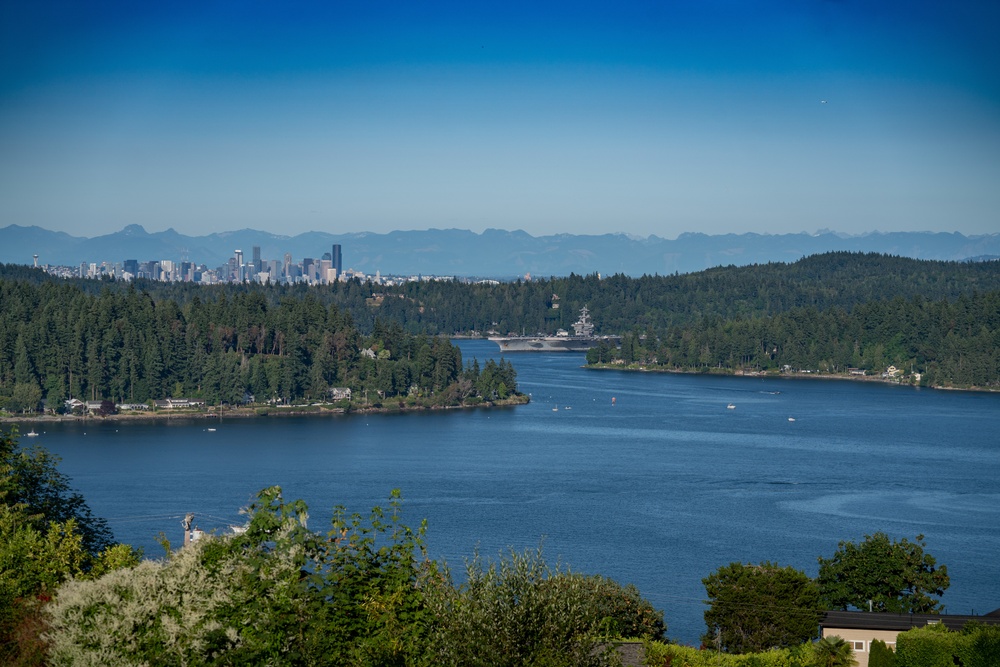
[2,0,998,239]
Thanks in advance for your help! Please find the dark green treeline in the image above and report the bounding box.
[597,291,1000,388]
[11,253,1000,339]
[0,278,518,409]
[3,251,999,401]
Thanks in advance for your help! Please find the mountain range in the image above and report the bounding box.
[2,224,998,278]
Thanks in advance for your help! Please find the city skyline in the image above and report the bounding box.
[70,242,357,285]
[2,1,999,239]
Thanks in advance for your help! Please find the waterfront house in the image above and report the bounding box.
[153,398,207,409]
[330,387,352,401]
[820,608,1000,667]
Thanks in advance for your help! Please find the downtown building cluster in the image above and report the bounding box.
[48,244,363,285]
[39,243,478,286]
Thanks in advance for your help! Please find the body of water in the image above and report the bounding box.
[20,340,1000,644]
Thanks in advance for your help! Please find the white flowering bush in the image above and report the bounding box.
[45,532,308,666]
[44,486,424,666]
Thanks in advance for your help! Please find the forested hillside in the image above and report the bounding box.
[8,253,1000,338]
[371,252,1000,336]
[3,252,998,406]
[0,279,519,411]
[595,291,1000,389]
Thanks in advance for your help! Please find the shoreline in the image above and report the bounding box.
[0,395,530,425]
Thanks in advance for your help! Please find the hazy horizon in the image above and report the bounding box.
[2,1,998,239]
[9,222,1000,244]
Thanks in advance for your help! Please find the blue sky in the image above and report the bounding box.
[2,0,998,239]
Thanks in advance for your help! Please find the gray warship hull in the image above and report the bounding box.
[488,335,619,352]
[488,336,594,352]
[488,305,617,352]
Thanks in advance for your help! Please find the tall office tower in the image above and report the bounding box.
[283,253,292,282]
[332,244,342,278]
[252,245,261,272]
[234,249,244,282]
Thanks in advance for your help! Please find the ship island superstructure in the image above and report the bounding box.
[488,306,619,352]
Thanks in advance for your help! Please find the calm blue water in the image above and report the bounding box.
[19,340,1000,644]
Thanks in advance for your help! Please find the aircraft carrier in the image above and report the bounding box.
[488,306,619,352]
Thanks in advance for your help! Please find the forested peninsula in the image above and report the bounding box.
[0,273,522,416]
[587,289,1000,389]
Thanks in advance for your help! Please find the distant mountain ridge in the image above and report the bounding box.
[2,224,997,277]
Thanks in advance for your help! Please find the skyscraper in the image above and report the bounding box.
[332,244,342,279]
[234,249,244,282]
[252,245,261,272]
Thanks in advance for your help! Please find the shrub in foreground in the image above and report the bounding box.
[896,622,1000,667]
[423,547,663,667]
[643,640,810,667]
[44,488,663,666]
[1,429,139,666]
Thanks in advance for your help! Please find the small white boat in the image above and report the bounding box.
[727,403,735,409]
[207,428,217,432]
[788,417,796,422]
[26,429,39,437]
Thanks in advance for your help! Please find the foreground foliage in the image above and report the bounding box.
[425,547,664,667]
[647,624,1000,667]
[643,640,813,666]
[0,429,139,665]
[817,533,949,614]
[702,561,823,654]
[645,637,861,667]
[895,622,1000,667]
[868,639,896,667]
[810,636,856,667]
[45,487,663,666]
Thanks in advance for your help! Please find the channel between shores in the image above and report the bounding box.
[6,364,996,427]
